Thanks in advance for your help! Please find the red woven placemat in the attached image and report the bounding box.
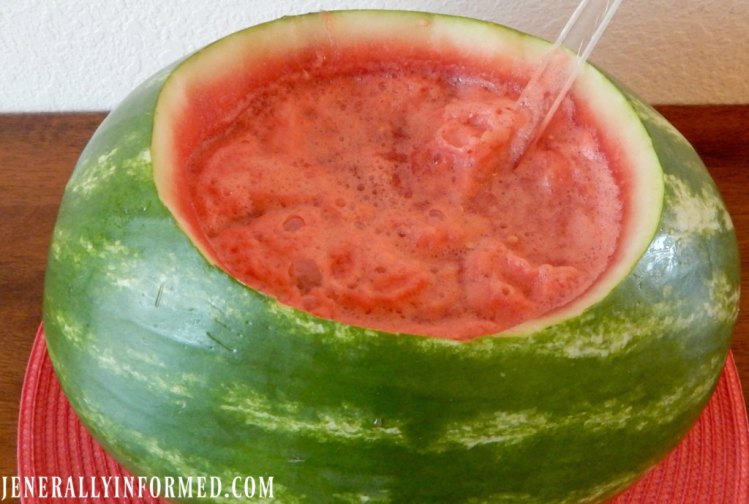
[17,325,749,503]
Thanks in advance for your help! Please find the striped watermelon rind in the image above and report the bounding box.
[43,11,739,503]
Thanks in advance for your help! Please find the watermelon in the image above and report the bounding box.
[43,10,739,503]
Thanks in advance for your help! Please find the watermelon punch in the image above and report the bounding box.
[41,10,740,503]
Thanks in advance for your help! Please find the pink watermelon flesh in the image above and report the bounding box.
[179,50,625,339]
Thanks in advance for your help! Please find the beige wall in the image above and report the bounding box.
[523,0,749,104]
[1,0,747,111]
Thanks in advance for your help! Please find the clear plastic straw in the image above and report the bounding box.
[509,0,624,166]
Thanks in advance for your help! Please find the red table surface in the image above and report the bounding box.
[17,325,749,503]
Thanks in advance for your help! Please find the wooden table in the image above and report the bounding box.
[1,107,747,478]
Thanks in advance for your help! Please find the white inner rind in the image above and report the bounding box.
[151,10,664,338]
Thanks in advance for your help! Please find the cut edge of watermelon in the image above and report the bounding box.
[150,10,664,338]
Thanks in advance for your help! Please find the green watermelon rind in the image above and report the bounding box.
[43,10,739,504]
